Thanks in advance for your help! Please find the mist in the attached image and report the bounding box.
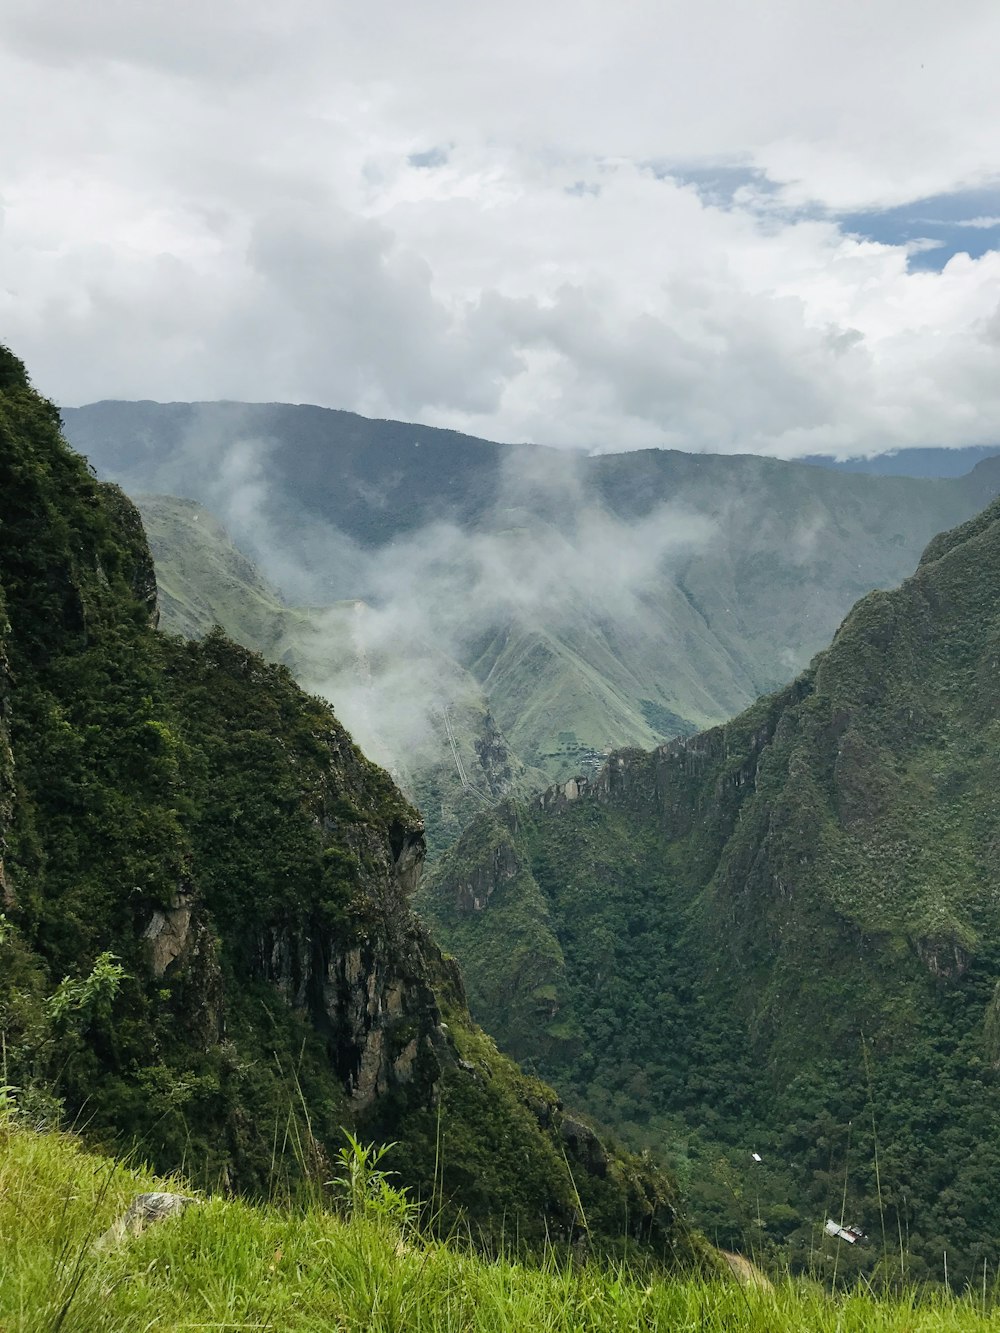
[148,418,715,780]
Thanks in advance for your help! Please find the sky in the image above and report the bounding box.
[2,0,1000,458]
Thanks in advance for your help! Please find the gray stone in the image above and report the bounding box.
[96,1191,197,1249]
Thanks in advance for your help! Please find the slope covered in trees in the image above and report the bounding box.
[0,346,690,1258]
[422,492,1000,1283]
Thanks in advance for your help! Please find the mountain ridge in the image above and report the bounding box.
[61,400,1000,797]
[420,489,1000,1282]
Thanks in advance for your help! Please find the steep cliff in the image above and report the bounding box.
[0,346,692,1259]
[422,493,1000,1282]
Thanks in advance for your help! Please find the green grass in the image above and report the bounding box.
[4,1123,1000,1332]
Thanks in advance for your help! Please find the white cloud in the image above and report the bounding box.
[1,0,999,456]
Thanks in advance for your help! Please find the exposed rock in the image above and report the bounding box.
[560,1116,608,1179]
[914,932,971,979]
[96,1191,197,1249]
[453,837,520,913]
[474,712,516,796]
[392,1036,420,1080]
[389,820,425,896]
[142,890,194,977]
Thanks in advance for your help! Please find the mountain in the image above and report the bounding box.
[803,444,1000,478]
[0,346,695,1258]
[61,402,1000,789]
[421,492,1000,1284]
[133,493,545,849]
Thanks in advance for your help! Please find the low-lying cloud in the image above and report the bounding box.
[146,420,714,776]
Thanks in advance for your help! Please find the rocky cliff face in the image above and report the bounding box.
[0,344,694,1260]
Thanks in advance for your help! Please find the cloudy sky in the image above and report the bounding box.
[2,0,1000,457]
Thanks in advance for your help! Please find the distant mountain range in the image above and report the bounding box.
[803,444,1000,477]
[63,400,1000,841]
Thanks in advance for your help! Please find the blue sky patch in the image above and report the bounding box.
[835,185,1000,271]
[408,145,450,169]
[645,160,780,209]
[650,161,999,271]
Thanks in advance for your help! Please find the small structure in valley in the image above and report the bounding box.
[824,1218,866,1244]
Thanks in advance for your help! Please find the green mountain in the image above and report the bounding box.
[61,401,1000,784]
[133,493,545,849]
[421,493,1000,1284]
[0,347,694,1258]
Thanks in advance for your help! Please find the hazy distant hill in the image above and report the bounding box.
[135,494,544,850]
[803,443,1000,477]
[63,401,1000,785]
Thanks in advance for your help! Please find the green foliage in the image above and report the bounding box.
[639,697,697,738]
[331,1131,418,1230]
[417,804,575,1061]
[423,494,1000,1287]
[46,952,126,1026]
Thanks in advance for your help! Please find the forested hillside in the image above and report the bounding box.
[422,493,1000,1284]
[0,346,691,1258]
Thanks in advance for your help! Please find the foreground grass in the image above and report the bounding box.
[3,1124,1000,1332]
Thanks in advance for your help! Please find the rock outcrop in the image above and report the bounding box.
[96,1192,197,1249]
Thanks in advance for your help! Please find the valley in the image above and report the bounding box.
[7,351,1000,1292]
[422,496,1000,1284]
[64,401,1000,842]
[62,394,1000,1283]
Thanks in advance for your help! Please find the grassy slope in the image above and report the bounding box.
[133,493,317,656]
[4,1122,1000,1332]
[422,494,1000,1285]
